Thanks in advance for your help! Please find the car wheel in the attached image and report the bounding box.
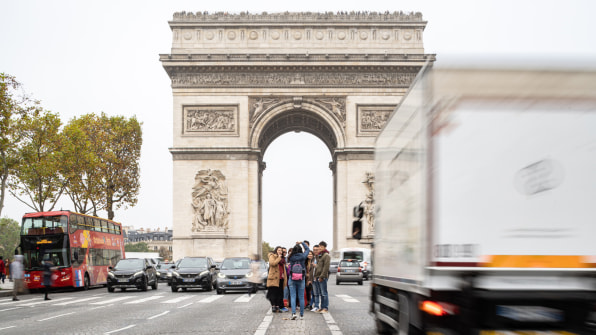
[336,279,340,285]
[121,288,126,292]
[216,289,223,295]
[141,276,148,291]
[107,286,114,293]
[151,278,158,290]
[358,281,363,285]
[171,285,178,292]
[182,287,187,292]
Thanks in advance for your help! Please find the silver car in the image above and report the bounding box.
[215,257,254,294]
[335,259,363,285]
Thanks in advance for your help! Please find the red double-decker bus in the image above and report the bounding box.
[19,211,125,290]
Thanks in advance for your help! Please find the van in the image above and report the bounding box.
[336,248,372,280]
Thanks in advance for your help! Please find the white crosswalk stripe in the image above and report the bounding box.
[335,294,359,303]
[53,296,103,306]
[162,295,194,304]
[90,296,134,305]
[18,297,73,306]
[125,295,163,304]
[234,294,256,303]
[198,295,224,303]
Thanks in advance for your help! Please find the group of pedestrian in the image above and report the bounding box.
[1,254,55,301]
[266,240,330,320]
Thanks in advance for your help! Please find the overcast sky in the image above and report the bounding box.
[1,0,595,251]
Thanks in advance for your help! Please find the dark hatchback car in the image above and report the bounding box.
[216,257,254,294]
[107,258,159,292]
[170,257,218,292]
[156,262,174,283]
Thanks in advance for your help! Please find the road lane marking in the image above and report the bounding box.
[53,296,103,305]
[147,310,169,320]
[178,302,193,309]
[323,312,343,335]
[235,294,256,303]
[254,309,273,335]
[163,295,193,304]
[0,326,16,331]
[37,312,75,321]
[198,295,224,303]
[125,295,163,304]
[105,324,136,334]
[19,297,73,306]
[0,298,39,306]
[91,296,134,305]
[335,294,359,303]
[0,307,21,312]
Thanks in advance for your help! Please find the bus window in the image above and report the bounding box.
[115,225,121,235]
[69,215,79,234]
[101,220,108,233]
[93,218,101,232]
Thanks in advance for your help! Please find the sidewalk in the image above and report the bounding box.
[0,280,15,297]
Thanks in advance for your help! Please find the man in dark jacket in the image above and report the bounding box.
[313,241,330,313]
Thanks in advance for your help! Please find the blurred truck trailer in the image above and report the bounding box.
[357,63,596,334]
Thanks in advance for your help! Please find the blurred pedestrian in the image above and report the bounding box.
[42,254,55,300]
[248,254,261,297]
[9,255,24,301]
[288,241,310,320]
[266,246,287,313]
[314,241,331,313]
[0,256,6,284]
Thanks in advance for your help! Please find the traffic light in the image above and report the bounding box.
[352,205,363,240]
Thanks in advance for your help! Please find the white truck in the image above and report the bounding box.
[356,63,596,334]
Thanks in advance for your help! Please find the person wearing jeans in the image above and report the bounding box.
[288,241,310,319]
[313,240,331,313]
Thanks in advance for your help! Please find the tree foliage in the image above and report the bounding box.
[125,242,151,252]
[0,218,20,261]
[262,241,273,261]
[9,109,65,212]
[0,73,37,217]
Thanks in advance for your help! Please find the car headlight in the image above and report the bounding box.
[217,272,225,278]
[199,270,209,277]
[108,272,115,278]
[172,271,180,277]
[156,271,161,276]
[245,272,253,278]
[167,272,172,277]
[134,271,143,277]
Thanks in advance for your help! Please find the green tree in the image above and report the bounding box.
[99,113,142,220]
[9,109,66,212]
[62,115,103,215]
[0,218,20,261]
[0,73,37,217]
[125,242,151,252]
[262,241,273,261]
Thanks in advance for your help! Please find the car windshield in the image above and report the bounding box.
[156,263,172,270]
[340,260,360,267]
[114,259,144,270]
[221,258,250,270]
[343,252,364,261]
[178,258,208,268]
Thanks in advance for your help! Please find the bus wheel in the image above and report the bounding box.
[84,273,90,290]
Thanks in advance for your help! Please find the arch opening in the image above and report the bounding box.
[262,132,334,251]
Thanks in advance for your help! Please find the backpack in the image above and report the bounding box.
[290,262,303,281]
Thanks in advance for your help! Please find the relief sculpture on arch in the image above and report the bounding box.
[191,169,230,233]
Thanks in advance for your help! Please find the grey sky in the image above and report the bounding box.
[1,0,595,251]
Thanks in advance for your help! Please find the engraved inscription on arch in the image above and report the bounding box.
[183,105,239,136]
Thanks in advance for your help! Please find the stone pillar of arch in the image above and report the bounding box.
[160,11,434,260]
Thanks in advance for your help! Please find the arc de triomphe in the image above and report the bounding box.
[160,11,433,260]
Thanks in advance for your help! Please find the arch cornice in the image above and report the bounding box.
[249,100,346,156]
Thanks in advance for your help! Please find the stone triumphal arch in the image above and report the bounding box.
[160,11,434,260]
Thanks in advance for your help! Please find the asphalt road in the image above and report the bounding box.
[0,275,376,335]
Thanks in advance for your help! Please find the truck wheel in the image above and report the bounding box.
[375,319,393,335]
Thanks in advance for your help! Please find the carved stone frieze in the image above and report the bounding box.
[248,96,347,129]
[362,172,375,234]
[171,68,417,88]
[357,105,396,136]
[191,169,230,233]
[183,105,239,136]
[172,11,424,22]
